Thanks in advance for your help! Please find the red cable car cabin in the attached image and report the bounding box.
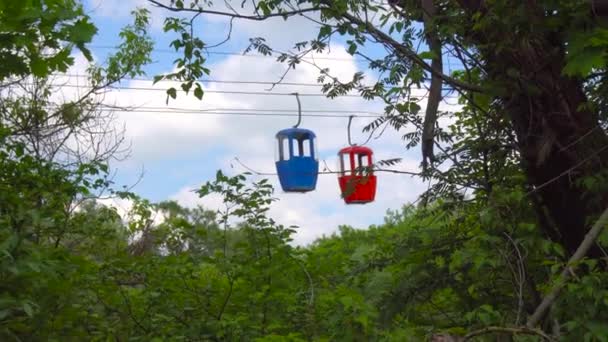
[337,146,377,204]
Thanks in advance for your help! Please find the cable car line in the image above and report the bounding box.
[90,45,369,62]
[26,79,463,102]
[44,83,365,98]
[37,83,461,102]
[234,157,420,177]
[90,44,469,66]
[97,108,385,118]
[54,73,465,94]
[54,73,332,87]
[99,105,385,116]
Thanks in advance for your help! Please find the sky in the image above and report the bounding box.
[64,0,460,245]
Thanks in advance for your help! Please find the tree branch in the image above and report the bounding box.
[421,0,442,167]
[337,11,484,93]
[150,0,483,93]
[526,206,608,328]
[462,326,554,341]
[147,0,319,20]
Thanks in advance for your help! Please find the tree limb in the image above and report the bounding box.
[526,206,608,328]
[462,326,554,341]
[337,11,484,93]
[147,0,319,20]
[421,0,442,167]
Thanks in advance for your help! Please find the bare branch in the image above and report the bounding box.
[502,232,526,325]
[462,325,554,341]
[206,17,236,49]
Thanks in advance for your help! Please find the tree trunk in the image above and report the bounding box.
[456,1,608,257]
[503,61,608,257]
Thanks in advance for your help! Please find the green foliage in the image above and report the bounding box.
[564,28,608,77]
[153,15,209,102]
[0,0,97,80]
[88,8,154,87]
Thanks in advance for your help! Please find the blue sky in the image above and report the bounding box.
[71,0,459,245]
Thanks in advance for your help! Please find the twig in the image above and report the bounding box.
[503,232,526,325]
[463,326,554,341]
[206,17,235,49]
[289,255,315,306]
[526,144,608,196]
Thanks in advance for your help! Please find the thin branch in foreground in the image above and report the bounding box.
[462,326,555,341]
[526,205,608,328]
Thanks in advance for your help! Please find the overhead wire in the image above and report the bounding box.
[21,82,462,102]
[54,73,329,87]
[96,105,458,118]
[23,89,459,120]
[99,105,384,116]
[54,73,463,93]
[11,85,460,121]
[90,45,369,62]
[28,81,462,102]
[96,107,385,118]
[39,83,365,98]
[233,157,421,177]
[90,44,468,66]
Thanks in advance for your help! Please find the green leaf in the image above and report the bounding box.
[69,18,98,44]
[78,45,94,62]
[418,51,436,60]
[153,75,164,84]
[194,86,204,100]
[318,25,332,39]
[167,87,177,99]
[22,302,34,317]
[258,2,271,16]
[563,47,606,76]
[347,41,357,55]
[395,21,404,33]
[30,57,48,77]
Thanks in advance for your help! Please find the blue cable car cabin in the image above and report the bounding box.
[275,128,319,192]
